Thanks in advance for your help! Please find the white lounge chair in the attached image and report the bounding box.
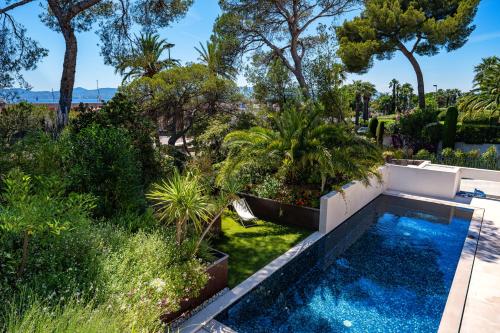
[232,198,258,227]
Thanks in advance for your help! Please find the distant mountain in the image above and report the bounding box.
[0,87,117,103]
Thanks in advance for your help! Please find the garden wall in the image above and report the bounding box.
[239,193,319,231]
[319,166,389,234]
[387,163,461,199]
[460,167,500,182]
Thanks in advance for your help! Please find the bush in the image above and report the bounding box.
[66,125,144,217]
[436,146,499,170]
[376,121,385,145]
[254,175,283,199]
[0,102,55,147]
[70,93,162,185]
[1,228,209,333]
[368,117,378,137]
[456,124,499,144]
[415,149,433,160]
[460,110,499,125]
[398,107,438,149]
[437,109,447,121]
[443,107,458,149]
[421,122,443,149]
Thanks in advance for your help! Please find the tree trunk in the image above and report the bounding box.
[57,24,78,130]
[16,231,29,279]
[355,94,362,125]
[362,95,370,121]
[398,42,425,109]
[293,67,310,100]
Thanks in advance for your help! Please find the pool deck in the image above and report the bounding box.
[181,180,500,333]
[457,194,500,332]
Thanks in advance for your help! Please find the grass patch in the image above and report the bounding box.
[213,213,312,288]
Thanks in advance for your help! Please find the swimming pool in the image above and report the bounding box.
[215,195,476,332]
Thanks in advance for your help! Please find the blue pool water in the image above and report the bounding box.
[216,195,473,332]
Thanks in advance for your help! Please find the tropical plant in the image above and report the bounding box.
[349,80,365,125]
[0,0,193,128]
[399,83,414,111]
[218,105,382,192]
[361,82,377,121]
[147,171,211,244]
[389,79,400,114]
[459,56,500,115]
[195,34,237,79]
[115,33,178,83]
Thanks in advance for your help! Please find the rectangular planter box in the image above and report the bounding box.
[239,193,319,231]
[162,249,228,323]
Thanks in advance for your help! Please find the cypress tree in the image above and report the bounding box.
[443,107,458,149]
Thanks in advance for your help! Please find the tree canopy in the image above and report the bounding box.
[0,0,193,128]
[337,0,480,109]
[216,0,357,98]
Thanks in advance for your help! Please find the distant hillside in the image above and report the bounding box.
[0,87,117,103]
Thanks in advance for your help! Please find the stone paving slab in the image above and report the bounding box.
[460,196,500,332]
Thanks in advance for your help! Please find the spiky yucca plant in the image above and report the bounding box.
[147,171,210,245]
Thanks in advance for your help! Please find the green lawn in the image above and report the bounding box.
[213,213,312,288]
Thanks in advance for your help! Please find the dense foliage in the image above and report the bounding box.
[217,105,382,205]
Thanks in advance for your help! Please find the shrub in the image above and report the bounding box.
[70,93,162,185]
[2,228,209,333]
[415,149,433,160]
[421,122,443,149]
[437,109,447,121]
[456,124,499,144]
[0,170,97,300]
[376,121,385,145]
[0,102,54,146]
[460,110,499,125]
[368,117,378,137]
[254,175,282,199]
[443,106,458,149]
[398,107,438,149]
[66,125,144,217]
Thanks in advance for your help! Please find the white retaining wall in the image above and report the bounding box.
[387,163,461,200]
[319,162,500,234]
[319,166,389,234]
[460,167,500,182]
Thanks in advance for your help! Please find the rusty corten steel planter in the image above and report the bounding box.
[161,249,228,323]
[239,193,319,231]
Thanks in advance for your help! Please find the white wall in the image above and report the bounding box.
[319,166,388,234]
[460,167,500,182]
[387,164,461,200]
[319,162,500,235]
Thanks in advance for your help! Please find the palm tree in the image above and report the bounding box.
[147,171,210,245]
[218,106,382,192]
[473,56,499,84]
[195,35,236,79]
[460,57,500,115]
[360,82,377,121]
[350,80,364,125]
[116,33,179,83]
[389,79,400,113]
[400,83,414,110]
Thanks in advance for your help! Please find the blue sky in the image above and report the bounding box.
[14,0,500,93]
